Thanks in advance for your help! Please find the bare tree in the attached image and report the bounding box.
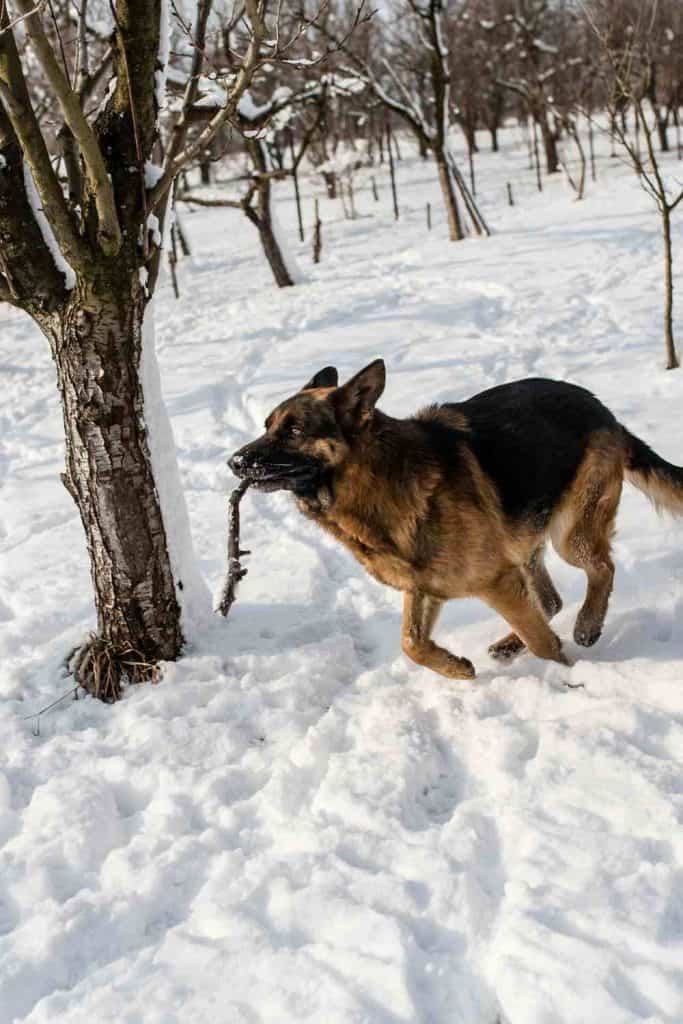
[585,0,683,369]
[0,0,349,699]
[179,71,338,286]
[322,0,489,241]
[496,0,567,175]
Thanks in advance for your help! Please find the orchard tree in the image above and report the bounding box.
[586,0,683,370]
[0,0,349,700]
[325,0,490,241]
[496,0,567,175]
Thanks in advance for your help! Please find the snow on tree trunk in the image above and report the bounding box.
[140,301,212,631]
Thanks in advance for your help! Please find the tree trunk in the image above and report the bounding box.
[38,278,185,692]
[537,113,559,174]
[244,195,294,287]
[490,126,498,152]
[322,170,337,198]
[256,216,295,287]
[462,121,478,154]
[572,126,586,200]
[435,153,464,241]
[246,139,295,288]
[656,115,670,153]
[662,205,679,370]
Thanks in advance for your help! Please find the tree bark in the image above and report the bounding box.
[435,153,464,241]
[39,278,184,670]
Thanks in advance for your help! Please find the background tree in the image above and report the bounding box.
[325,0,489,241]
[585,0,683,369]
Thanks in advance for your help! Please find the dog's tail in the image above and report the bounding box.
[624,429,683,515]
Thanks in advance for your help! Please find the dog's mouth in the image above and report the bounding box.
[234,460,321,494]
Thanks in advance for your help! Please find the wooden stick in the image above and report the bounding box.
[218,480,251,617]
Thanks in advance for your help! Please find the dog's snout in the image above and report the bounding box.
[228,450,247,476]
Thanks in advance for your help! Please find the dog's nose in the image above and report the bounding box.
[228,452,245,476]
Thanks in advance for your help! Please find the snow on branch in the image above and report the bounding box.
[149,0,370,212]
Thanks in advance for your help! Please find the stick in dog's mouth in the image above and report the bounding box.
[217,479,251,618]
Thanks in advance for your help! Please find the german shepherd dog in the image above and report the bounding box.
[229,361,683,679]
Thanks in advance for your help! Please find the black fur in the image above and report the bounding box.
[425,378,619,526]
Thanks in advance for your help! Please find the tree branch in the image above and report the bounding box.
[148,10,267,212]
[177,192,246,208]
[0,16,88,273]
[147,0,213,292]
[15,0,122,255]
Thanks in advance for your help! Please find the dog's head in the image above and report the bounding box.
[228,359,386,496]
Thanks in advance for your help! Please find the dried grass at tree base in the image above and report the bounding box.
[69,634,161,703]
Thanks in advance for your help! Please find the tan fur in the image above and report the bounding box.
[294,420,640,676]
[626,467,683,515]
[237,371,680,679]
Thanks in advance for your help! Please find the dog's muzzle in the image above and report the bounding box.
[229,441,321,495]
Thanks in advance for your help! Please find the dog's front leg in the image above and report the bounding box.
[401,591,475,679]
[482,568,570,666]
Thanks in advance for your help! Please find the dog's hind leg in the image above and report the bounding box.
[551,465,621,648]
[488,546,562,662]
[401,590,475,679]
[483,567,570,667]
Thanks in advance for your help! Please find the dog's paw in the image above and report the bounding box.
[488,633,525,662]
[444,655,476,680]
[573,621,602,648]
[545,594,563,618]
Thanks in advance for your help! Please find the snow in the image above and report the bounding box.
[146,212,163,248]
[237,89,273,121]
[138,302,212,638]
[1,124,683,1023]
[532,37,559,55]
[21,159,76,291]
[195,75,229,109]
[144,161,164,188]
[155,0,171,111]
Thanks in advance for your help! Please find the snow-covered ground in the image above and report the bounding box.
[2,127,683,1023]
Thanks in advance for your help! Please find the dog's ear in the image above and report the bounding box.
[301,366,339,391]
[332,359,385,430]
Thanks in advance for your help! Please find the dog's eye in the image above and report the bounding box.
[289,425,304,438]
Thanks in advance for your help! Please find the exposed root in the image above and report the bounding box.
[68,634,161,703]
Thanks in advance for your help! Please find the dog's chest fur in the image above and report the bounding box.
[296,456,447,593]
